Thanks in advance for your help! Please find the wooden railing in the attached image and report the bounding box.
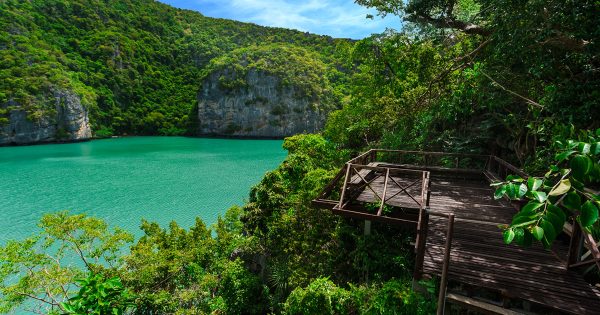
[565,190,600,279]
[336,164,429,212]
[317,150,517,205]
[315,149,600,304]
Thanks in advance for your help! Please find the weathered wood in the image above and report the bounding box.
[445,293,526,315]
[337,164,351,208]
[331,207,418,228]
[567,222,583,267]
[377,168,390,216]
[437,214,455,315]
[413,208,429,280]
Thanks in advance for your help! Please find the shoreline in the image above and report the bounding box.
[0,133,291,147]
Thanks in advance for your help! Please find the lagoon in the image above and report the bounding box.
[0,137,286,243]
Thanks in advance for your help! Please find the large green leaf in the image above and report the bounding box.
[513,227,524,245]
[531,191,547,203]
[579,143,591,154]
[520,201,544,216]
[518,183,528,198]
[580,201,599,227]
[570,155,592,180]
[562,192,581,210]
[545,211,565,234]
[503,229,515,244]
[591,142,600,155]
[549,179,571,196]
[540,219,557,244]
[555,150,576,162]
[527,177,543,191]
[547,204,566,223]
[532,226,544,241]
[494,185,507,200]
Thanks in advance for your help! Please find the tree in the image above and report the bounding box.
[0,211,133,314]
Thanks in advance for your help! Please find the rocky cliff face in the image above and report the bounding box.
[0,89,92,145]
[198,69,329,137]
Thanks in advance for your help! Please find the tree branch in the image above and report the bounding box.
[412,14,491,36]
[479,70,544,109]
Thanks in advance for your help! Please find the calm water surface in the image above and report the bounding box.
[0,137,286,242]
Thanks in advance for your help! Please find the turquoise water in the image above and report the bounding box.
[0,137,286,243]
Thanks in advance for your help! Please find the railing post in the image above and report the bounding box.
[338,164,351,209]
[437,214,455,315]
[567,222,583,268]
[413,208,430,281]
[377,168,390,216]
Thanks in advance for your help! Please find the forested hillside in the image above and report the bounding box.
[0,0,350,142]
[1,0,599,314]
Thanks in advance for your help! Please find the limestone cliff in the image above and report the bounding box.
[197,44,341,137]
[0,89,92,145]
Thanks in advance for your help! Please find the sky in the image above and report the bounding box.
[158,0,402,39]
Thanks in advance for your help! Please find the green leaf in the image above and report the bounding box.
[503,229,515,244]
[532,226,544,241]
[570,155,592,180]
[591,142,600,155]
[579,143,591,154]
[527,177,543,191]
[61,302,76,313]
[547,204,566,223]
[494,185,507,200]
[580,201,599,227]
[555,150,575,162]
[545,211,565,234]
[531,191,547,203]
[513,227,525,245]
[507,175,523,182]
[540,219,557,244]
[505,183,518,199]
[520,201,544,216]
[562,192,581,210]
[549,179,571,196]
[518,183,528,198]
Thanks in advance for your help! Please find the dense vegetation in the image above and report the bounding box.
[0,0,349,136]
[1,0,599,314]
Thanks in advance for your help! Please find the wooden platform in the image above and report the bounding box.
[422,173,600,315]
[313,151,600,314]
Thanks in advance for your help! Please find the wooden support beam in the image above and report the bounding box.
[413,208,430,280]
[567,221,582,268]
[437,214,455,315]
[445,293,526,315]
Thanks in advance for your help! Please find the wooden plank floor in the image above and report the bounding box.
[345,169,600,314]
[354,174,425,209]
[424,174,600,315]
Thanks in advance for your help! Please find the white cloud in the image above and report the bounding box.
[187,0,401,38]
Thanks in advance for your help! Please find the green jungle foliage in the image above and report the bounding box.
[494,130,600,249]
[203,44,346,113]
[0,0,350,136]
[1,0,598,313]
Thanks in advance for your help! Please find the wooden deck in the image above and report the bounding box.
[313,150,600,314]
[422,172,600,315]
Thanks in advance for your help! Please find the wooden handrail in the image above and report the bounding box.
[437,213,455,315]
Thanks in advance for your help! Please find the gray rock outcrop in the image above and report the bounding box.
[198,69,329,137]
[0,89,92,145]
